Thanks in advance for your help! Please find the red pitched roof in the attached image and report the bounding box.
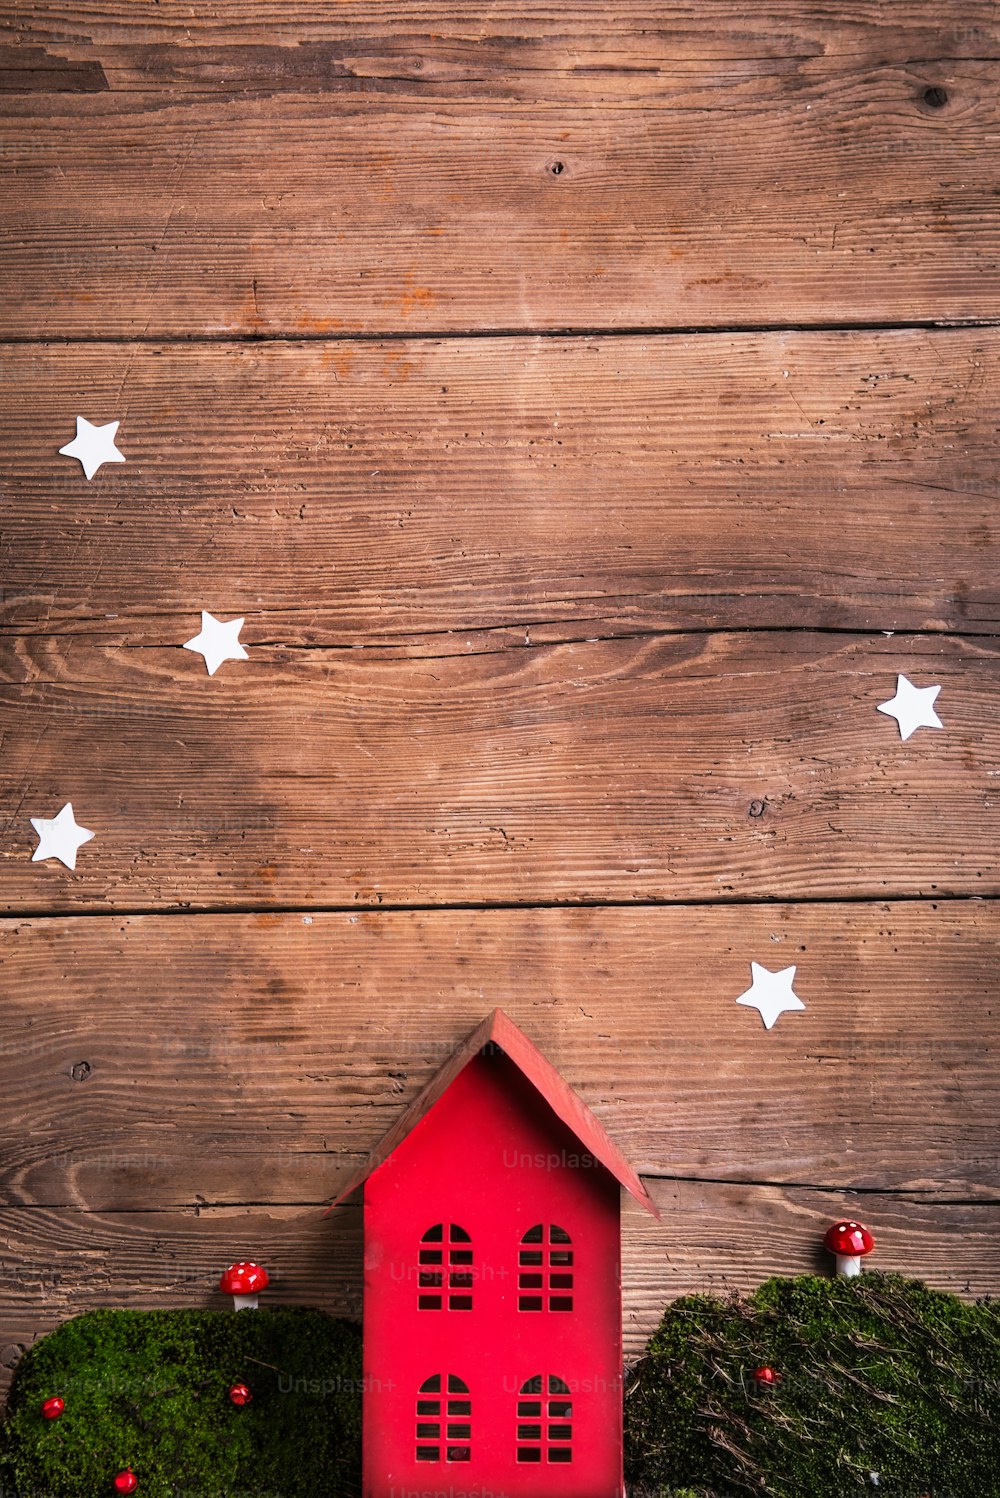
[327,1008,659,1217]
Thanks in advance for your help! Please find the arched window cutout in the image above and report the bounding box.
[416,1374,471,1462]
[419,1223,474,1311]
[519,1224,574,1311]
[516,1374,573,1463]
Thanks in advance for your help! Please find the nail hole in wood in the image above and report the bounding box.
[70,1060,92,1082]
[548,160,566,177]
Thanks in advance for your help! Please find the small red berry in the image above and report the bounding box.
[752,1365,781,1389]
[228,1382,252,1407]
[41,1396,64,1420]
[113,1470,138,1494]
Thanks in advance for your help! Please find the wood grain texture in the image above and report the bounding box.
[1,26,995,102]
[0,906,996,1206]
[2,0,998,1419]
[1,66,997,334]
[2,333,998,639]
[1,629,997,909]
[0,1183,997,1396]
[5,0,997,59]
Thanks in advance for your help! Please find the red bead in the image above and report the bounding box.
[752,1365,781,1388]
[113,1470,138,1494]
[228,1382,252,1407]
[41,1396,64,1420]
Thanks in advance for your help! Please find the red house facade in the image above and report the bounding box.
[329,1009,659,1498]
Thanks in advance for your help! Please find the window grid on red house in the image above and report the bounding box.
[418,1223,474,1311]
[415,1374,471,1463]
[516,1374,573,1464]
[518,1223,574,1311]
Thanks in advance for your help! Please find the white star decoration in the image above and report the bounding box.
[877,674,943,741]
[183,611,249,676]
[736,962,806,1031]
[30,802,95,870]
[58,417,126,480]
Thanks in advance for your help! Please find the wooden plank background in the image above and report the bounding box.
[2,333,998,638]
[2,902,999,1360]
[1,0,999,1412]
[2,906,997,1204]
[2,1,1000,335]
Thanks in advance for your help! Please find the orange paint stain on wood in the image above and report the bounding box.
[235,282,267,333]
[321,346,357,380]
[380,348,415,381]
[293,314,345,333]
[383,353,413,380]
[397,275,436,319]
[686,270,768,290]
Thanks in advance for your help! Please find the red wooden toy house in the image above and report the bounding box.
[329,1008,660,1498]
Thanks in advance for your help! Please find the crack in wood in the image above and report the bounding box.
[3,318,1000,346]
[0,891,996,923]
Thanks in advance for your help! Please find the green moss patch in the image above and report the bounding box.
[3,1276,998,1496]
[625,1272,1000,1497]
[0,1307,362,1498]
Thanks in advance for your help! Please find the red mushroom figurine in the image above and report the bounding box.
[824,1219,875,1277]
[113,1470,138,1494]
[219,1261,269,1311]
[229,1382,252,1406]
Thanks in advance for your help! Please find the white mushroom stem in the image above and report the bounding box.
[835,1253,862,1277]
[232,1292,259,1310]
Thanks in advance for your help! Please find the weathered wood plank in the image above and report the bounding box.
[2,333,998,638]
[4,1,997,115]
[0,630,997,908]
[0,70,996,334]
[1,905,996,1204]
[0,1184,996,1396]
[6,1,997,63]
[2,12,997,99]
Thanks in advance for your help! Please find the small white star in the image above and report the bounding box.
[736,962,806,1031]
[183,610,248,677]
[877,673,943,741]
[30,802,95,871]
[58,417,126,480]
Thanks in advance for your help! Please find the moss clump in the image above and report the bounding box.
[5,1277,998,1496]
[625,1272,1000,1497]
[0,1307,362,1498]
